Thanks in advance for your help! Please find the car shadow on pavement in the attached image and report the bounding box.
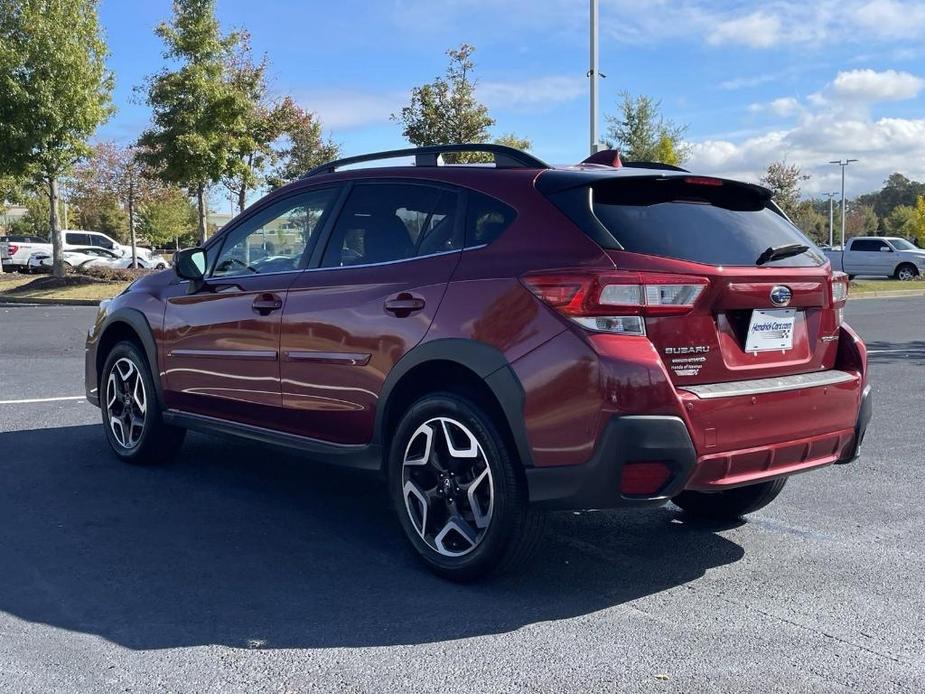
[864,339,925,365]
[0,424,744,651]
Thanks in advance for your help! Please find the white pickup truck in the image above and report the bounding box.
[823,236,925,280]
[1,229,152,271]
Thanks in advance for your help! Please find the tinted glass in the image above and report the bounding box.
[851,239,887,251]
[90,234,114,248]
[321,184,460,268]
[212,188,338,278]
[65,233,91,245]
[465,191,516,247]
[589,178,825,267]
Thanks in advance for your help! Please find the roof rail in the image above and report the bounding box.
[621,160,689,172]
[302,143,550,178]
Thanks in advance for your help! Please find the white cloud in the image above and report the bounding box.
[688,80,925,195]
[707,12,781,48]
[478,75,585,110]
[853,0,925,39]
[749,97,801,117]
[302,90,405,130]
[829,69,924,102]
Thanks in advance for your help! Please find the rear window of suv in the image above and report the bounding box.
[560,177,825,268]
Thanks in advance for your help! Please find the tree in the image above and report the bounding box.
[138,0,251,244]
[857,173,925,223]
[393,44,494,160]
[0,0,113,277]
[761,161,810,217]
[790,201,827,244]
[8,190,63,238]
[907,196,925,246]
[604,92,688,165]
[222,36,298,213]
[884,204,917,238]
[494,133,532,152]
[268,101,340,187]
[845,203,879,238]
[136,186,197,248]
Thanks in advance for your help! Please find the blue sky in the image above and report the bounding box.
[97,0,925,200]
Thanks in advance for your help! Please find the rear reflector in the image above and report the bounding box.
[620,462,673,496]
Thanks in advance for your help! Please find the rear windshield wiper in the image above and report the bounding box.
[756,243,809,265]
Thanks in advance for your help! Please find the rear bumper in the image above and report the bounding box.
[525,379,872,510]
[526,416,697,510]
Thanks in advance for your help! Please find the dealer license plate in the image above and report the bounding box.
[744,308,797,352]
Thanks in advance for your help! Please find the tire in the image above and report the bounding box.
[100,340,186,465]
[388,392,544,581]
[895,263,918,281]
[672,478,787,521]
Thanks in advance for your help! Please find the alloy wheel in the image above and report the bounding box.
[898,266,916,281]
[105,357,147,449]
[401,417,495,557]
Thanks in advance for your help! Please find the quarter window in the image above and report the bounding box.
[212,188,338,278]
[465,191,516,247]
[321,183,461,268]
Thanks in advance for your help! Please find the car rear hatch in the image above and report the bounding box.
[537,170,849,387]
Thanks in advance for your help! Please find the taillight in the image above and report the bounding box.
[7,244,19,255]
[831,271,849,326]
[522,271,708,335]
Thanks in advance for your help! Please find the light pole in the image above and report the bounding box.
[823,192,838,247]
[589,0,601,155]
[829,159,857,249]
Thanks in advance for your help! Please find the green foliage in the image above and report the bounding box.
[0,0,113,180]
[8,191,53,238]
[393,44,494,161]
[138,0,251,241]
[494,133,532,152]
[604,92,688,165]
[761,161,810,217]
[856,173,925,223]
[74,194,128,239]
[845,203,879,238]
[136,187,198,248]
[0,0,113,276]
[267,100,340,188]
[790,201,827,244]
[884,205,917,237]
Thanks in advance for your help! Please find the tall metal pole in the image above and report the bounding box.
[823,192,837,247]
[589,0,600,155]
[829,159,858,249]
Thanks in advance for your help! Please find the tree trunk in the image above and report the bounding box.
[128,177,137,267]
[237,185,246,215]
[49,176,65,279]
[196,183,207,245]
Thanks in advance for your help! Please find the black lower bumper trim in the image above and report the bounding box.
[837,384,872,464]
[526,415,697,511]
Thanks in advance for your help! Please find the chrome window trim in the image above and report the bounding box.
[681,370,856,399]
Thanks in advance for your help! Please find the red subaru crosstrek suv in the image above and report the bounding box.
[85,144,871,580]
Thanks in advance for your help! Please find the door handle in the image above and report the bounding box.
[384,293,425,317]
[252,293,284,316]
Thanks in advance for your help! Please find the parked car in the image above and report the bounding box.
[84,144,871,581]
[81,251,170,270]
[823,236,925,280]
[1,235,49,272]
[3,230,157,272]
[26,246,122,272]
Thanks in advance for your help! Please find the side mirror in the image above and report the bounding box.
[880,247,893,252]
[174,247,206,282]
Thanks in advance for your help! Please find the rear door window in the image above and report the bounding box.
[555,177,825,268]
[320,183,461,268]
[66,233,91,245]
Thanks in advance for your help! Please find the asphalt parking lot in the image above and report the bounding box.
[0,297,923,693]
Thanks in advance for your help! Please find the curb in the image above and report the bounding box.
[0,295,102,306]
[850,289,925,300]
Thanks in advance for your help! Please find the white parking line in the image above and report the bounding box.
[0,396,86,405]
